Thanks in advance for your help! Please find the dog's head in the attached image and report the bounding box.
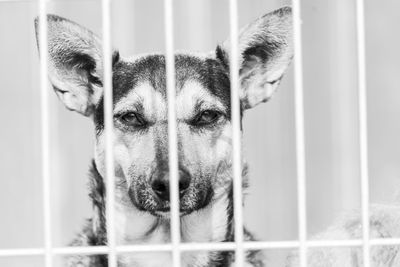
[35,7,293,217]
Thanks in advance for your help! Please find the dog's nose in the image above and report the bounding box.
[151,170,191,201]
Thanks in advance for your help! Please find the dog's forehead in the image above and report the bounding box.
[112,53,231,110]
[114,80,227,119]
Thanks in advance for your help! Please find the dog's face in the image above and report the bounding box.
[97,55,233,215]
[35,7,293,216]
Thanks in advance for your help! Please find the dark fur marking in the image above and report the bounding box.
[93,54,233,133]
[215,45,230,71]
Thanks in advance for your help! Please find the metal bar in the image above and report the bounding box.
[370,238,400,246]
[4,237,400,258]
[356,0,370,266]
[116,244,172,253]
[53,246,109,255]
[0,0,32,2]
[0,249,45,257]
[228,0,245,266]
[292,1,308,267]
[101,0,117,266]
[38,0,52,266]
[0,0,97,2]
[164,0,181,266]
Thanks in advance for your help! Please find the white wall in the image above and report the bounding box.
[0,0,400,266]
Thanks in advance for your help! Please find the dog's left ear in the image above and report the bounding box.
[216,6,293,109]
[34,15,119,116]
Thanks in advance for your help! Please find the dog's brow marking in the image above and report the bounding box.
[176,80,225,120]
[114,82,166,120]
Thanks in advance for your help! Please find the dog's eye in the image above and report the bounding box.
[194,110,221,126]
[118,112,147,127]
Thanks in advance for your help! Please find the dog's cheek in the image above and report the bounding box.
[179,125,232,171]
[199,125,234,187]
[113,141,133,183]
[125,132,157,181]
[114,130,154,187]
[206,125,235,196]
[211,125,233,161]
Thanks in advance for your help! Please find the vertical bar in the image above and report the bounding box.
[164,0,181,266]
[292,1,308,267]
[356,0,370,266]
[228,0,244,266]
[331,0,360,213]
[102,0,117,266]
[39,0,52,265]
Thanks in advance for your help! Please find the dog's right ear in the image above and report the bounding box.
[34,15,119,116]
[216,6,293,110]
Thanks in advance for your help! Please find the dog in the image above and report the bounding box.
[35,6,293,267]
[286,203,400,266]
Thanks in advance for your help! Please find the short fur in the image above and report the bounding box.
[35,6,293,267]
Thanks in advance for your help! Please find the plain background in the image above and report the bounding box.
[0,0,400,266]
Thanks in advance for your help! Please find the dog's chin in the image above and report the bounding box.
[139,205,206,219]
[130,200,195,218]
[130,186,214,218]
[151,209,190,219]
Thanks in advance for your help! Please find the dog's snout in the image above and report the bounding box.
[151,178,169,201]
[179,170,191,194]
[151,169,191,201]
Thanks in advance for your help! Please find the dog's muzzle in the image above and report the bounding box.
[150,168,191,202]
[129,168,214,216]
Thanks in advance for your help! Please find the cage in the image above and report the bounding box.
[1,0,400,266]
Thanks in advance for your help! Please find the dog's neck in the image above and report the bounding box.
[87,161,242,266]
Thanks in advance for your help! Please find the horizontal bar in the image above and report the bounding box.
[307,240,362,248]
[3,238,400,257]
[116,244,172,253]
[181,242,235,251]
[54,244,172,255]
[0,248,45,257]
[0,0,98,2]
[370,238,400,246]
[53,246,109,255]
[0,0,31,2]
[244,241,299,250]
[0,0,33,2]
